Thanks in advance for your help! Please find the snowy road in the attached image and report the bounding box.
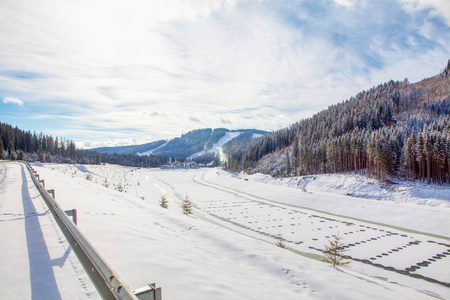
[2,162,450,299]
[0,162,97,299]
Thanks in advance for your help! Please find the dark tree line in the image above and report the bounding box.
[226,61,450,184]
[0,122,168,168]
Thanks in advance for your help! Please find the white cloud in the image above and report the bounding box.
[398,0,450,26]
[333,0,362,7]
[0,0,448,147]
[3,97,24,106]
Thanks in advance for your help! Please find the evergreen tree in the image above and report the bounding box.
[322,233,349,267]
[424,130,433,183]
[416,132,425,181]
[0,140,4,159]
[160,195,169,209]
[400,135,412,180]
[434,134,446,184]
[292,136,299,175]
[181,194,193,214]
[17,150,25,160]
[7,141,15,160]
[38,147,45,162]
[285,151,291,177]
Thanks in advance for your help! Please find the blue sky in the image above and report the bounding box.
[1,0,449,148]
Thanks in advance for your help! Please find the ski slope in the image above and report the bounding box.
[1,162,449,299]
[188,131,243,161]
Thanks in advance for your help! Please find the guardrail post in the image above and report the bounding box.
[65,209,77,225]
[134,283,162,300]
[39,179,45,187]
[47,189,55,199]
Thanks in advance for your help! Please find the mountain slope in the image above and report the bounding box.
[92,140,166,155]
[227,60,450,184]
[92,128,269,160]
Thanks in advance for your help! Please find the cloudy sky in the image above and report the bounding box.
[1,0,449,148]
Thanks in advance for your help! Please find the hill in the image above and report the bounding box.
[226,60,450,184]
[91,140,166,155]
[91,128,269,161]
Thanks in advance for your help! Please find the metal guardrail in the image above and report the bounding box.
[24,162,161,300]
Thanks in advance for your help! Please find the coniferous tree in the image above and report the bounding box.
[181,194,193,215]
[292,136,299,175]
[160,195,169,209]
[0,140,4,159]
[424,129,433,183]
[434,135,445,184]
[8,141,15,160]
[322,233,349,267]
[285,151,291,177]
[401,135,413,180]
[17,150,25,160]
[38,147,45,162]
[416,132,425,181]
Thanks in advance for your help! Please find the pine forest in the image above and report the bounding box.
[225,60,450,185]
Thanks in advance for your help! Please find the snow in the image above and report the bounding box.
[138,131,244,159]
[138,141,169,156]
[245,172,450,209]
[1,162,450,299]
[0,162,97,299]
[188,131,243,161]
[252,133,264,139]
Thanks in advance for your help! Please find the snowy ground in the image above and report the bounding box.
[0,162,97,299]
[246,172,450,208]
[1,162,449,299]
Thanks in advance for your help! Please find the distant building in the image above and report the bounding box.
[160,160,199,169]
[183,161,196,168]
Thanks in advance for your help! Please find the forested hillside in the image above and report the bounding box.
[0,123,167,167]
[92,128,269,160]
[227,60,450,184]
[154,128,215,158]
[92,140,166,155]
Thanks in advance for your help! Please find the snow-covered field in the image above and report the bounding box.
[1,161,449,299]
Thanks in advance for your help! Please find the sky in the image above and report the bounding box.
[0,0,449,149]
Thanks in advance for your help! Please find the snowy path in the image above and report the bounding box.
[0,162,98,299]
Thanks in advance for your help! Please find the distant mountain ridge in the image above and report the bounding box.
[91,128,268,160]
[92,140,166,155]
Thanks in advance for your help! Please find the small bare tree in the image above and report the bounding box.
[322,233,349,267]
[160,195,169,209]
[276,238,286,248]
[181,194,193,215]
